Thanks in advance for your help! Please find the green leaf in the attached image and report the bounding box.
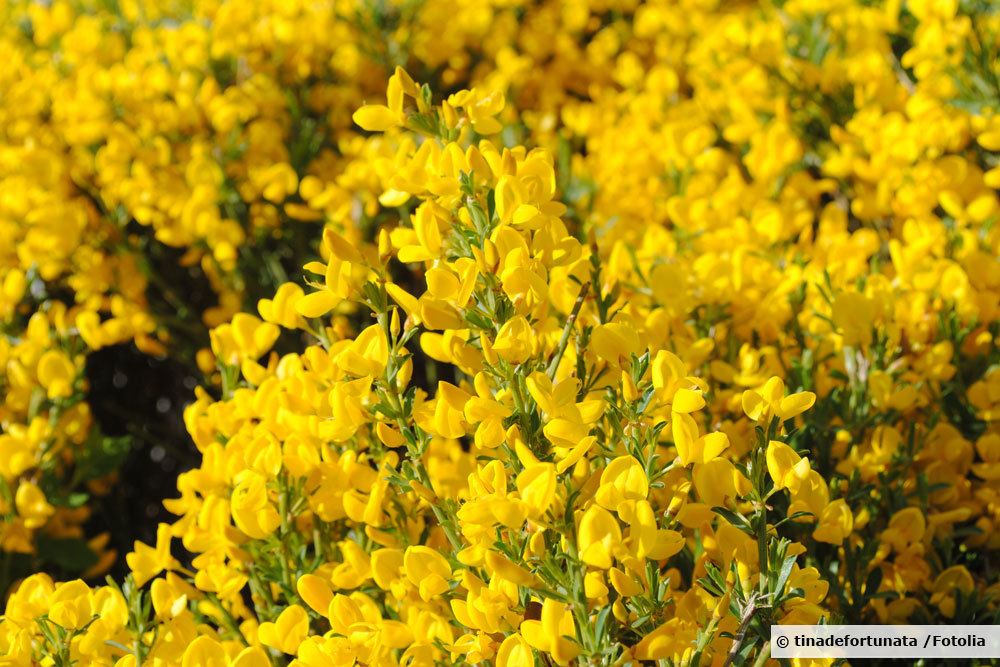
[76,434,132,482]
[773,510,815,528]
[36,536,99,573]
[712,506,755,536]
[773,554,797,601]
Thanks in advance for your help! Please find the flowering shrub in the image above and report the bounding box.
[2,0,1000,666]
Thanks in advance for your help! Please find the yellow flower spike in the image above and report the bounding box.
[259,604,309,654]
[578,504,623,569]
[297,574,334,615]
[403,546,452,601]
[1,19,997,662]
[766,441,812,494]
[516,463,557,518]
[595,456,649,511]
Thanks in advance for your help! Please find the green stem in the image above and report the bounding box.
[752,641,771,667]
[547,281,590,379]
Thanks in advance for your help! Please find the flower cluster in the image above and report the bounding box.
[0,0,417,583]
[2,0,1000,666]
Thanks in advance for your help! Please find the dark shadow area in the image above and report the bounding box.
[84,344,201,579]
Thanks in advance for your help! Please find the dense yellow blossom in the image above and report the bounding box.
[2,0,1000,665]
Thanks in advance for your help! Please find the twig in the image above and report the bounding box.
[723,592,759,667]
[546,281,590,379]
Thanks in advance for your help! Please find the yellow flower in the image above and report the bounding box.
[259,604,310,654]
[516,463,557,519]
[493,316,536,364]
[496,633,534,667]
[126,523,179,588]
[520,598,580,665]
[230,471,281,540]
[14,481,54,530]
[578,505,622,569]
[742,377,816,422]
[36,349,76,399]
[403,546,452,601]
[766,441,812,494]
[590,323,642,365]
[595,456,648,512]
[812,499,854,545]
[930,566,974,618]
[258,282,304,329]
